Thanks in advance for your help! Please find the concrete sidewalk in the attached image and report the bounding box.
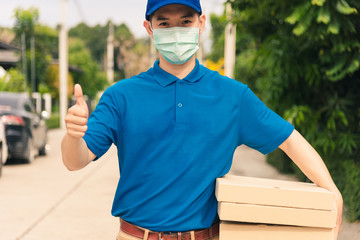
[21,150,120,239]
[18,130,120,240]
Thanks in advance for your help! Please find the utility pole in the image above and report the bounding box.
[106,21,114,83]
[224,1,236,78]
[21,33,27,90]
[30,36,36,93]
[59,0,68,130]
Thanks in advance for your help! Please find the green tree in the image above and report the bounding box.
[69,21,150,81]
[207,13,227,62]
[33,24,57,87]
[43,64,74,99]
[0,68,25,92]
[12,7,39,91]
[69,23,107,63]
[221,0,360,220]
[13,7,39,42]
[12,7,55,92]
[68,38,108,99]
[69,22,133,63]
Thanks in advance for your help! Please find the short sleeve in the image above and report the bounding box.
[83,87,122,159]
[238,86,294,155]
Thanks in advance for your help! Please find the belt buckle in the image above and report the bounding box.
[159,232,181,240]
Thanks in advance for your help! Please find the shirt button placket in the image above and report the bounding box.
[175,81,186,125]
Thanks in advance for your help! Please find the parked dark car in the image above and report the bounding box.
[0,92,48,163]
[0,121,8,177]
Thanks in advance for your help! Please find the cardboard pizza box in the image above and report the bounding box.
[215,175,334,211]
[220,221,334,240]
[218,202,336,228]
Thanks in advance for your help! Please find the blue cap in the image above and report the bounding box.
[146,0,202,20]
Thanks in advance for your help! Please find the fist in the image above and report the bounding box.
[65,84,89,138]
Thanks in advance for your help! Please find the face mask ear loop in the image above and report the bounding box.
[149,22,154,39]
[197,24,201,47]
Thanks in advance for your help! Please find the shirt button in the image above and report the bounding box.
[178,83,183,87]
[178,103,183,108]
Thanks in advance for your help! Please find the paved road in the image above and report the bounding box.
[0,129,119,240]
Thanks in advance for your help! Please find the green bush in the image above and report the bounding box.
[46,113,60,129]
[266,149,294,175]
[337,160,360,221]
[267,149,308,183]
[0,68,25,92]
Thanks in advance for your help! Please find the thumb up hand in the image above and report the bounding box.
[65,84,89,138]
[74,84,88,111]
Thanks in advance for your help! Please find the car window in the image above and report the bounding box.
[0,97,18,109]
[24,101,36,114]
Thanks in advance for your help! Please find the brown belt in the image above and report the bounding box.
[120,219,219,240]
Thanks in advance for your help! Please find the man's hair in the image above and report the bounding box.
[149,10,200,23]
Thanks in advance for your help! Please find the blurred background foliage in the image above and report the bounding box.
[0,68,25,91]
[209,0,359,221]
[1,7,151,107]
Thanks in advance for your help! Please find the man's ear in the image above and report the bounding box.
[199,14,206,34]
[143,20,153,39]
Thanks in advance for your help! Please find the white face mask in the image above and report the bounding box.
[152,27,200,65]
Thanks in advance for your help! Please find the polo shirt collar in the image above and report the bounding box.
[152,59,204,87]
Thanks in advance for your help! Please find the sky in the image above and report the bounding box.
[0,0,226,38]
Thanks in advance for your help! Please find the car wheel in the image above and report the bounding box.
[38,144,48,156]
[38,136,48,156]
[24,138,36,164]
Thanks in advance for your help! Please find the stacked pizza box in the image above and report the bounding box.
[215,175,336,240]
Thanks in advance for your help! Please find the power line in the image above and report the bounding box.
[72,0,86,23]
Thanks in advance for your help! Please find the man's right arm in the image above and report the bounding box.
[61,84,96,171]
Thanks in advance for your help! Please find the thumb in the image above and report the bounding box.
[74,84,87,109]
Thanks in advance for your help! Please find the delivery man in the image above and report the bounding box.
[61,0,343,239]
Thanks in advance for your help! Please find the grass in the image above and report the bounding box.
[46,113,60,129]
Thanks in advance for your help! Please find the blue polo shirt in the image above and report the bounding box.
[83,59,294,232]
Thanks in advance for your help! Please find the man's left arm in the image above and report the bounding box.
[279,129,343,239]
